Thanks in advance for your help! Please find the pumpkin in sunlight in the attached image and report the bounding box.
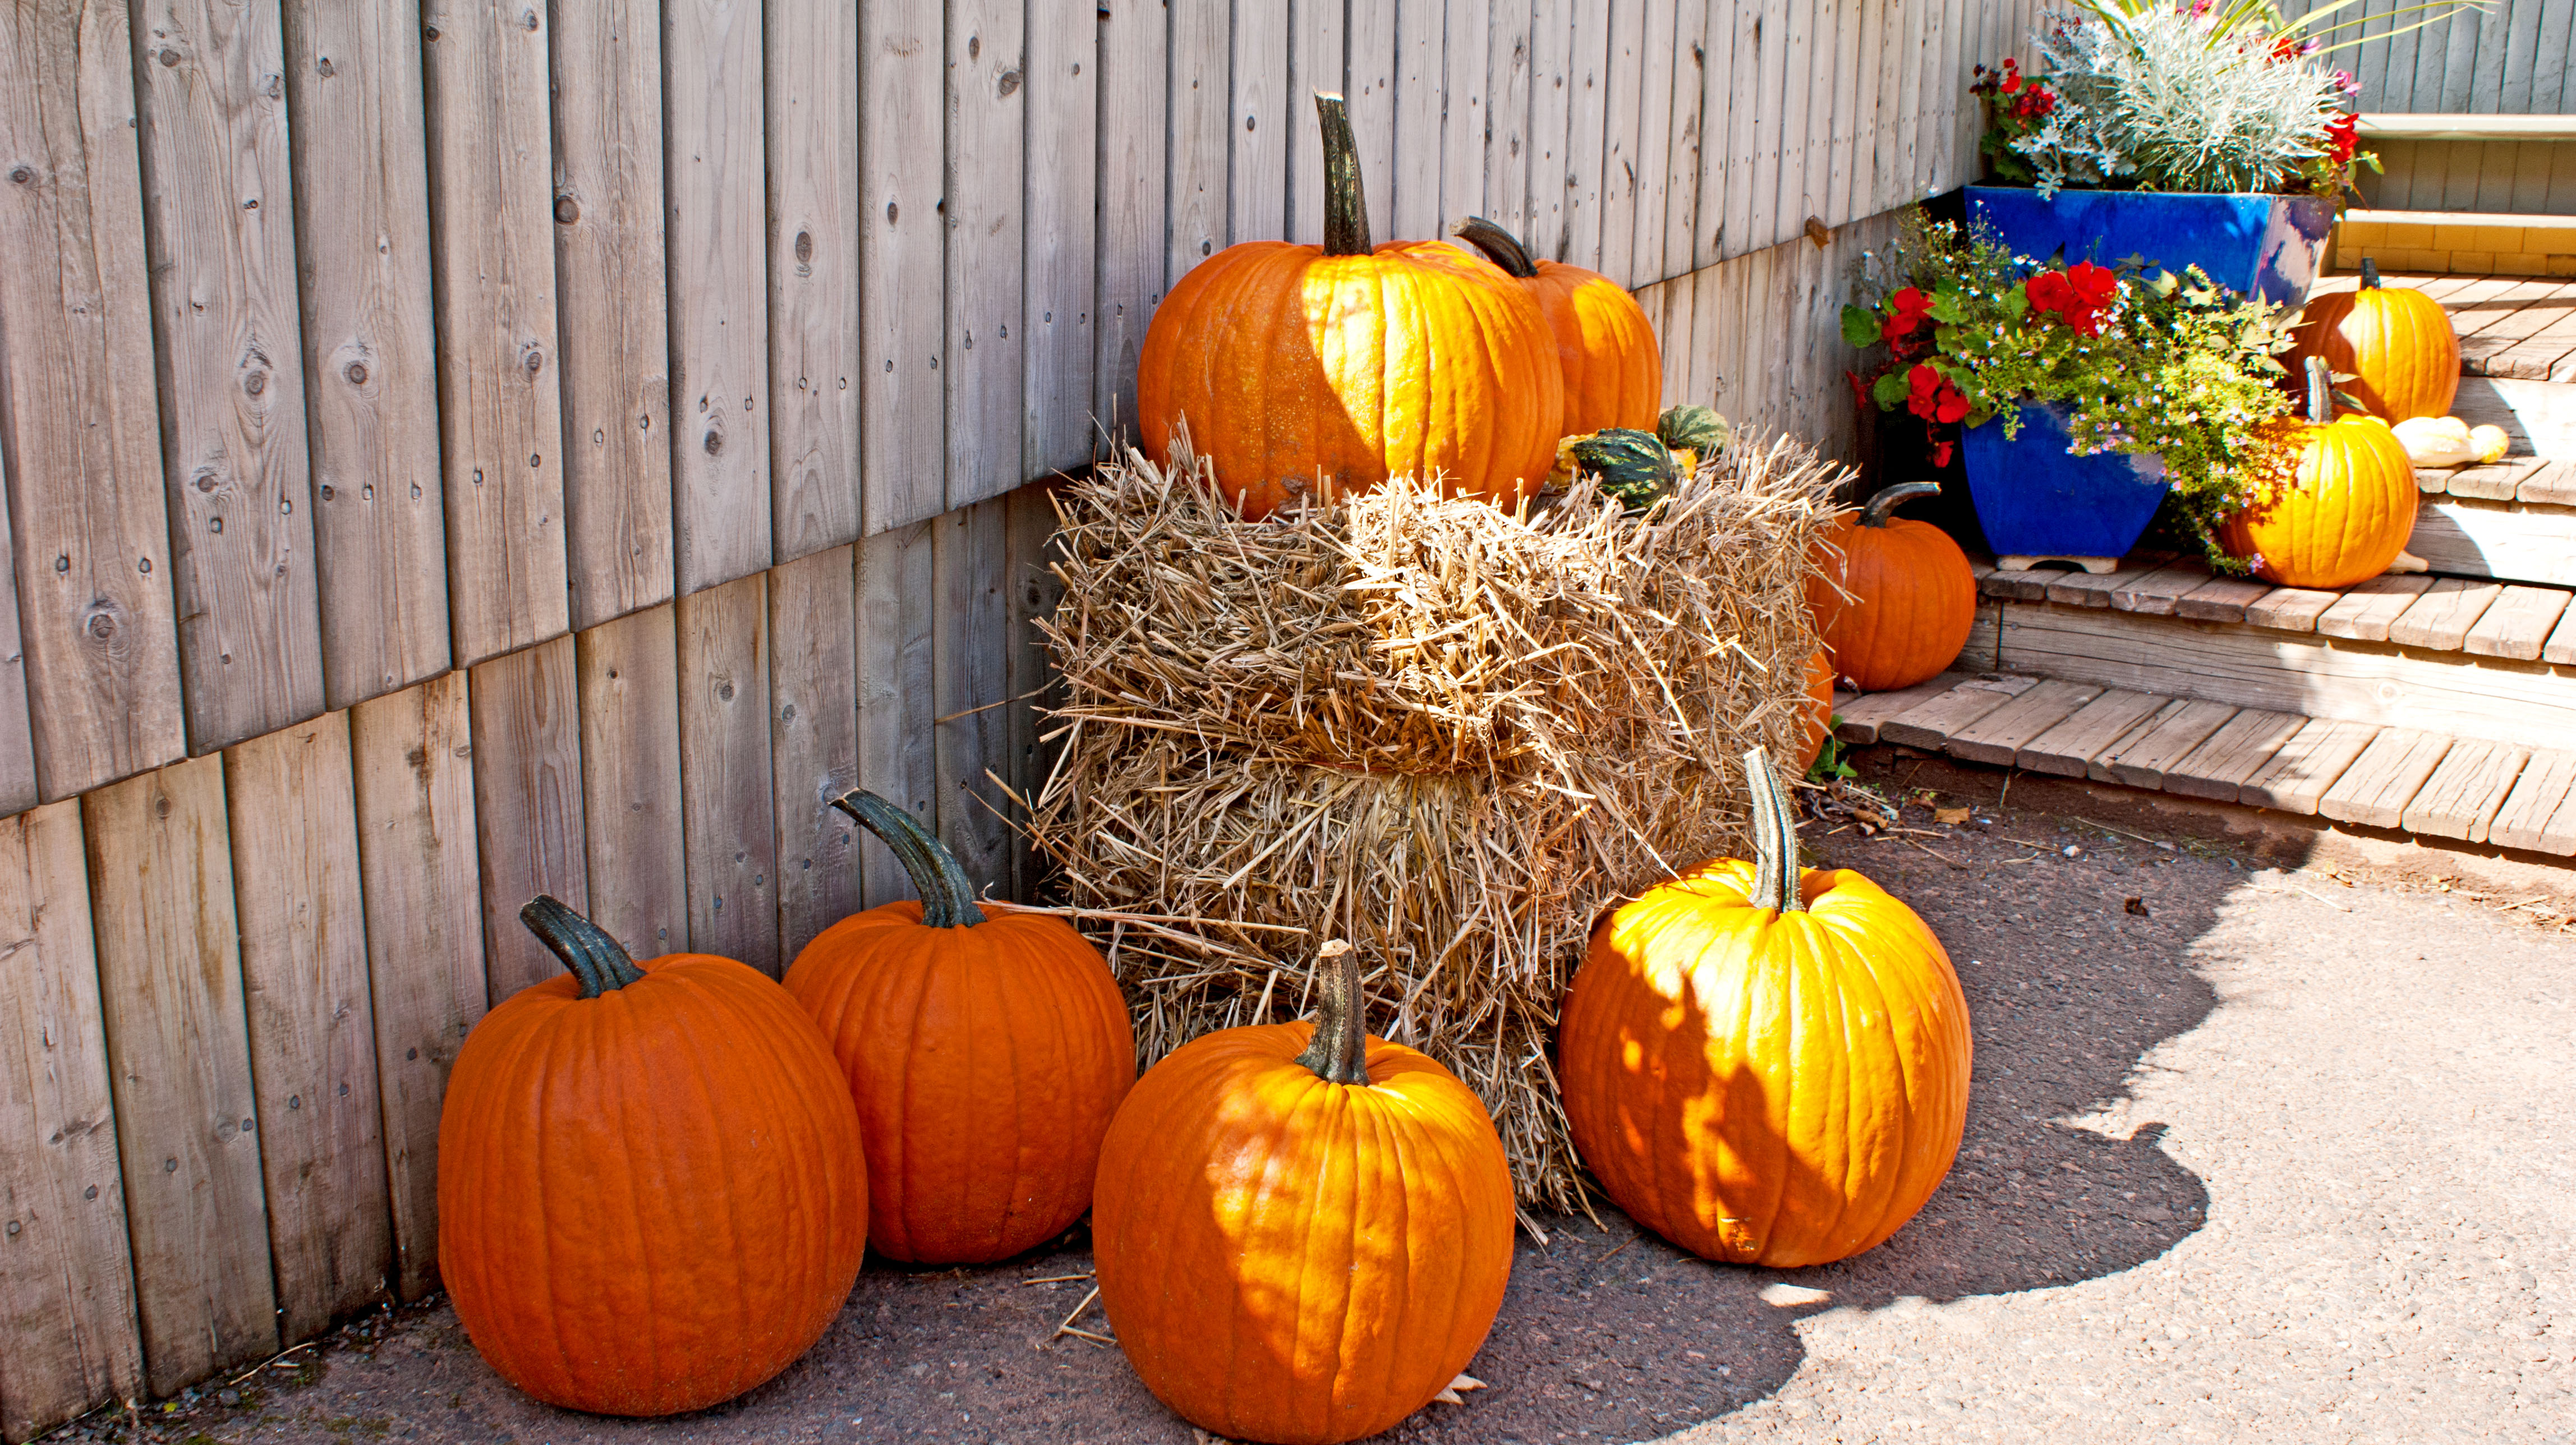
[784,791,1134,1264]
[1136,94,1562,519]
[1806,481,1976,691]
[1557,748,1972,1268]
[1453,215,1662,435]
[1093,940,1515,1445]
[439,898,866,1415]
[2220,357,2418,589]
[2287,259,2459,421]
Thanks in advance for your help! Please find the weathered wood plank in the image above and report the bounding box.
[2094,699,2238,790]
[933,499,1013,898]
[1485,0,1536,238]
[859,0,945,533]
[1024,0,1097,476]
[1659,0,1709,283]
[0,0,187,800]
[1523,0,1572,259]
[347,672,482,1303]
[666,0,771,590]
[2317,727,2453,830]
[1341,0,1397,246]
[2399,738,2529,843]
[0,448,39,818]
[1231,0,1290,246]
[1879,678,2032,751]
[2239,717,2380,816]
[2241,585,2339,632]
[84,757,278,1395]
[678,574,777,974]
[2408,498,2576,588]
[1094,0,1168,445]
[1002,482,1066,895]
[2488,748,2576,856]
[769,545,859,963]
[1827,672,1969,745]
[2163,707,2308,802]
[1388,0,1441,243]
[2547,597,2576,665]
[1945,679,2102,766]
[855,520,936,907]
[1979,565,2051,602]
[2313,575,2433,642]
[0,801,142,1442]
[2519,460,2576,507]
[2013,688,2169,777]
[1284,0,1346,248]
[283,0,453,710]
[223,713,390,1342]
[945,0,1025,510]
[422,0,572,664]
[1441,0,1494,233]
[549,0,673,627]
[767,0,858,560]
[1597,0,1648,285]
[574,604,686,960]
[466,635,587,1002]
[2174,574,2273,623]
[1693,0,1742,268]
[2384,577,2503,651]
[2436,458,2544,501]
[2045,567,2148,609]
[2109,562,2213,616]
[2461,584,2573,661]
[1562,0,1612,267]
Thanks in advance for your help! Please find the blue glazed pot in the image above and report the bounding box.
[1965,186,2334,307]
[1960,402,2170,562]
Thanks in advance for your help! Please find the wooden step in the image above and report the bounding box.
[2307,273,2576,457]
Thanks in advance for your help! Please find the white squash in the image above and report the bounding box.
[2390,416,2477,468]
[2469,424,2510,464]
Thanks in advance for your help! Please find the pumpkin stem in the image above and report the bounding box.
[1295,940,1372,1085]
[1860,481,1941,528]
[830,790,989,929]
[1451,217,1540,278]
[1315,92,1372,258]
[2304,355,2331,426]
[1745,748,1807,915]
[2359,257,2380,291]
[521,895,646,998]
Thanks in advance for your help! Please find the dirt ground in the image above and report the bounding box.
[59,750,2574,1445]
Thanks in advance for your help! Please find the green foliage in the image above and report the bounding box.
[1806,725,1861,785]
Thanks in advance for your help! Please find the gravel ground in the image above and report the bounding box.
[79,762,2574,1445]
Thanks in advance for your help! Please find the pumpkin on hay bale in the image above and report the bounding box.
[1018,434,1844,1207]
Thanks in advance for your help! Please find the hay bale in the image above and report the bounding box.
[1021,436,1846,1208]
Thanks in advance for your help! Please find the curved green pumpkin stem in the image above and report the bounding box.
[1315,93,1372,259]
[1295,940,1372,1086]
[2304,355,2331,425]
[1451,216,1540,278]
[521,895,646,999]
[1744,748,1807,915]
[1860,481,1940,528]
[830,789,988,929]
[2359,257,2381,291]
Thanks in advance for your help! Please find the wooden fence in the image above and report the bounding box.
[0,0,2043,1435]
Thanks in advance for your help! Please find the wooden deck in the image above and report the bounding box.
[2315,271,2576,383]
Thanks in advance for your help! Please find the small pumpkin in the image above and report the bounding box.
[1807,481,1976,691]
[1093,940,1515,1445]
[1548,427,1681,509]
[784,791,1135,1264]
[1453,215,1662,435]
[2290,259,2459,421]
[439,898,867,1415]
[1557,748,1972,1268]
[2221,357,2418,589]
[1138,95,1563,519]
[1796,650,1835,774]
[1657,403,1731,469]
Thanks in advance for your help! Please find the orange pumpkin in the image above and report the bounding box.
[439,898,866,1415]
[1796,650,1835,773]
[1453,215,1661,435]
[784,791,1134,1264]
[2221,356,2417,589]
[1093,940,1515,1445]
[1137,94,1563,519]
[1558,748,1971,1268]
[1808,481,1976,691]
[2289,259,2459,421]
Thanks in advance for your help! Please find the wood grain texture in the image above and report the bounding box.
[1230,0,1290,245]
[1485,0,1536,237]
[0,448,39,818]
[282,0,453,710]
[2173,574,2274,623]
[1344,0,1398,247]
[1944,678,2101,766]
[1285,0,1346,247]
[2094,698,2238,790]
[1002,482,1063,895]
[2108,563,2212,616]
[1562,0,1611,266]
[550,0,675,626]
[945,0,1025,509]
[0,0,187,801]
[1095,0,1168,445]
[665,0,772,591]
[0,802,141,1443]
[1024,0,1096,475]
[2318,726,2452,829]
[933,499,1011,898]
[855,520,936,907]
[766,0,859,561]
[2384,577,2503,651]
[2163,707,2307,802]
[1827,673,1969,744]
[83,756,278,1395]
[2463,583,2573,661]
[1391,0,1442,242]
[574,604,685,960]
[1170,0,1232,293]
[1880,680,2025,749]
[2488,748,2576,856]
[2399,738,2529,843]
[222,713,390,1342]
[347,672,481,1303]
[2013,688,2169,777]
[2409,499,2576,588]
[1598,0,1648,286]
[2315,574,2435,642]
[859,0,945,533]
[2241,585,2339,632]
[677,574,776,973]
[768,545,859,964]
[1523,0,1571,259]
[466,634,586,1002]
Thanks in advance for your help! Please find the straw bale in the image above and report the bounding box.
[1022,436,1846,1207]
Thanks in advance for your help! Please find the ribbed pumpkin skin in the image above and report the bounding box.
[785,901,1134,1264]
[2292,285,2459,421]
[1093,1025,1515,1445]
[1558,862,1971,1267]
[1796,651,1834,773]
[438,956,867,1415]
[1526,261,1662,434]
[1807,516,1976,691]
[2220,415,2417,589]
[1136,240,1565,519]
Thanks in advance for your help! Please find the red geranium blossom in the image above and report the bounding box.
[1906,363,1970,424]
[2026,262,2118,338]
[1881,285,1935,343]
[2324,110,2358,165]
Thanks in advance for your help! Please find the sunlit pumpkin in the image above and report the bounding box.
[1807,481,1976,691]
[439,898,866,1415]
[1453,215,1661,435]
[1137,94,1563,519]
[2289,258,2459,420]
[1557,748,1972,1268]
[784,791,1134,1264]
[1093,940,1515,1445]
[2221,356,2417,589]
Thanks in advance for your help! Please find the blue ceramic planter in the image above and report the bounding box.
[1960,402,2169,563]
[1966,186,2334,307]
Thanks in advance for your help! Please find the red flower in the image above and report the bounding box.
[2002,72,2023,93]
[2067,261,2117,306]
[1880,285,1935,342]
[2025,264,2117,338]
[2025,270,2074,314]
[1904,364,1970,424]
[1930,439,1956,469]
[2325,110,2358,165]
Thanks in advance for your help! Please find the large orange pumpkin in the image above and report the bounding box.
[1453,215,1661,435]
[2289,259,2459,421]
[1558,748,1971,1268]
[1093,940,1515,1445]
[1807,481,1976,691]
[1136,94,1563,519]
[2220,356,2417,589]
[439,898,866,1415]
[784,791,1134,1264]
